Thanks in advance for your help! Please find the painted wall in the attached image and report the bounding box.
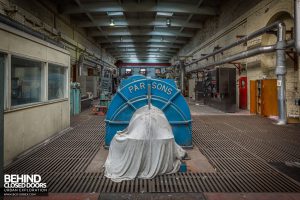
[0,23,70,165]
[174,0,299,117]
[4,101,69,165]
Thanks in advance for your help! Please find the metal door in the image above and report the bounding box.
[239,77,247,109]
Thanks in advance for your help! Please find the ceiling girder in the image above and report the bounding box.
[64,2,217,15]
[90,29,194,37]
[108,48,177,53]
[120,58,170,62]
[77,18,203,29]
[102,43,182,49]
[98,37,187,44]
[111,52,174,55]
[116,55,171,59]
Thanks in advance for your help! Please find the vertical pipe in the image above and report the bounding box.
[295,0,300,53]
[180,61,185,94]
[0,54,4,191]
[275,23,287,125]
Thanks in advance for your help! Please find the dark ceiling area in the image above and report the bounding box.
[54,0,221,63]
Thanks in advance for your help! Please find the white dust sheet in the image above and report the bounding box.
[104,105,186,182]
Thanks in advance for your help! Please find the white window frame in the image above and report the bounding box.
[3,53,69,111]
[4,54,10,110]
[9,55,44,108]
[48,63,69,100]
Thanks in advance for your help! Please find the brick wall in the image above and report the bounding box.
[175,0,300,117]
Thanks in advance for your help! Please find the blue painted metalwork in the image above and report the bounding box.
[70,82,81,115]
[179,162,187,172]
[105,75,192,147]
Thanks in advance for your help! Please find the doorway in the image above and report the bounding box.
[239,77,247,109]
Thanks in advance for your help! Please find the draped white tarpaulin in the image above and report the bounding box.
[104,105,186,182]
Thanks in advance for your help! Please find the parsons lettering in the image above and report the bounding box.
[128,82,173,95]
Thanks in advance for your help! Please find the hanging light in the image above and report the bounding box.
[166,18,171,27]
[110,18,115,26]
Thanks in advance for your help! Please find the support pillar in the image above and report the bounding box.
[275,23,287,125]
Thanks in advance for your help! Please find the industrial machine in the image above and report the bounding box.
[105,75,192,148]
[92,92,111,116]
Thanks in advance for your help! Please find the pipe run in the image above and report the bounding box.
[80,54,116,71]
[186,45,276,72]
[186,21,285,67]
[0,13,64,48]
[185,22,290,125]
[186,40,294,73]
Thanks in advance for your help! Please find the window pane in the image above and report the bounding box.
[11,56,42,106]
[48,64,66,100]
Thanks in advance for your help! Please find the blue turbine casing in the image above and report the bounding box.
[105,75,192,147]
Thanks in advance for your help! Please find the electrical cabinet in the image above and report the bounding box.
[195,67,236,112]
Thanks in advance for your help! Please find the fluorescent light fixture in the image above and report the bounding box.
[110,18,115,26]
[157,12,173,16]
[107,11,124,16]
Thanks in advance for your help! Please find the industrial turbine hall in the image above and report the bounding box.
[0,0,300,199]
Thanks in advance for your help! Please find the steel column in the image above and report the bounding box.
[295,0,300,53]
[275,23,287,125]
[180,60,185,93]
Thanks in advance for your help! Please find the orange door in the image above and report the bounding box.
[261,79,278,117]
[250,80,257,114]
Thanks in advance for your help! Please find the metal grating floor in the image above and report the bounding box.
[4,110,300,193]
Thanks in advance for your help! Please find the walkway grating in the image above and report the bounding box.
[4,111,300,193]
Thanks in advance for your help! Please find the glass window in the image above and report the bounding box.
[48,64,66,100]
[11,56,42,106]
